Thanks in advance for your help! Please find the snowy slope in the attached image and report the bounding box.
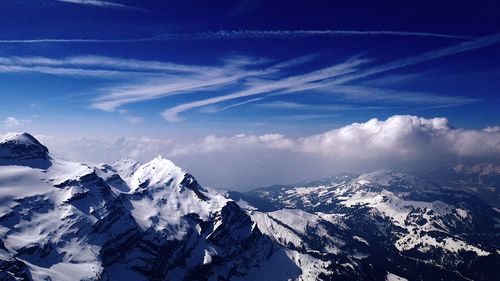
[231,170,500,281]
[0,133,279,281]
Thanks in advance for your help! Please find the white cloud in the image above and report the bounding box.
[2,117,30,128]
[3,117,21,127]
[40,115,499,190]
[33,134,55,142]
[165,115,499,160]
[174,116,499,189]
[124,116,143,124]
[45,136,172,163]
[297,115,499,158]
[168,133,294,156]
[483,126,500,133]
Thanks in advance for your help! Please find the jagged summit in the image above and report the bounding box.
[0,134,272,281]
[0,132,51,168]
[101,154,190,191]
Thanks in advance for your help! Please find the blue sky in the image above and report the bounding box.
[1,0,499,188]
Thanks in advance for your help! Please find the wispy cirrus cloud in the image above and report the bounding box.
[328,32,500,85]
[203,98,391,114]
[324,86,480,107]
[91,55,280,111]
[161,57,367,121]
[0,64,139,77]
[0,55,192,78]
[2,33,498,122]
[167,32,499,120]
[270,113,340,122]
[0,53,316,112]
[255,101,388,111]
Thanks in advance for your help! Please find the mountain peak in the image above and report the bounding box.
[357,169,407,185]
[356,169,437,190]
[0,132,51,168]
[1,132,47,148]
[153,154,164,160]
[125,155,186,190]
[145,155,184,174]
[150,154,175,166]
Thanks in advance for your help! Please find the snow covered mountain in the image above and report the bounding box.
[230,171,500,280]
[0,133,283,281]
[1,133,498,281]
[420,163,500,209]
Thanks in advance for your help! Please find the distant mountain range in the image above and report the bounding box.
[1,133,498,281]
[419,163,500,209]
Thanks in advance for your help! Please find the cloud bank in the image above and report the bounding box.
[38,115,500,190]
[298,115,499,159]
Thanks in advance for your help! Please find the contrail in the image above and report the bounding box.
[55,0,144,11]
[0,38,149,43]
[181,30,473,40]
[0,30,472,44]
